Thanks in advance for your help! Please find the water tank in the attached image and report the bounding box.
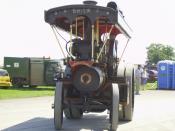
[157,60,174,89]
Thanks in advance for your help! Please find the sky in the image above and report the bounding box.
[0,0,175,66]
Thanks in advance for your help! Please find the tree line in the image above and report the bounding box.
[146,43,175,65]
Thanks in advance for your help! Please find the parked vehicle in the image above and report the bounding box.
[4,57,60,87]
[147,69,158,82]
[44,59,62,85]
[0,69,12,87]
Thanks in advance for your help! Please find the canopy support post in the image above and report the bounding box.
[96,18,99,45]
[91,25,95,60]
[70,24,73,55]
[82,19,85,40]
[76,18,78,38]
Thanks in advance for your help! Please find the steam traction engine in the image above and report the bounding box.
[45,1,135,131]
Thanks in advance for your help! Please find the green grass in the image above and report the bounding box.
[0,81,158,100]
[0,86,54,100]
[145,81,157,90]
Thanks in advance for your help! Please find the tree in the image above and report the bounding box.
[146,43,175,65]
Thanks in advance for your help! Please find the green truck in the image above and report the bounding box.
[4,57,60,87]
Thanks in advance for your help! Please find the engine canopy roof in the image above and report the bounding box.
[45,2,132,38]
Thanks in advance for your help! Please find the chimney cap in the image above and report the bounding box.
[83,1,97,5]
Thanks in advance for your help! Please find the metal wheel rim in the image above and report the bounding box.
[54,81,63,130]
[124,75,134,120]
[110,83,119,131]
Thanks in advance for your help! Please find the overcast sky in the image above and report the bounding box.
[0,0,175,66]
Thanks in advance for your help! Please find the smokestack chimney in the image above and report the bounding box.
[83,1,97,5]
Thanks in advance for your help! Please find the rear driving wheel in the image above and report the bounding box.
[120,72,135,121]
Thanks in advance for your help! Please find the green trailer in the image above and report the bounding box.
[44,59,60,86]
[4,57,60,87]
[30,57,45,86]
[4,57,30,86]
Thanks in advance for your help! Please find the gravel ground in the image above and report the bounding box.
[0,90,175,131]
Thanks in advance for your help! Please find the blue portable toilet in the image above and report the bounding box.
[157,60,174,89]
[172,63,175,89]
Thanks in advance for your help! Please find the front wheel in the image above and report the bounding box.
[54,81,63,130]
[110,83,119,131]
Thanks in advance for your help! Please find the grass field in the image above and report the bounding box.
[0,86,54,100]
[145,81,157,90]
[0,81,158,100]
